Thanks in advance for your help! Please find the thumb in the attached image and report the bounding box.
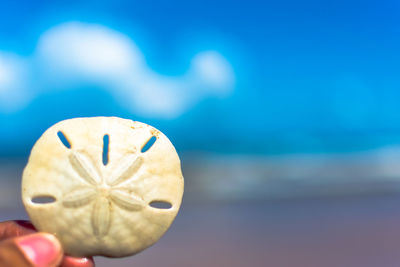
[0,233,63,267]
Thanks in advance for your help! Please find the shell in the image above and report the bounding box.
[22,117,184,257]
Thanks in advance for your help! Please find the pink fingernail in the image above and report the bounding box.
[17,233,61,267]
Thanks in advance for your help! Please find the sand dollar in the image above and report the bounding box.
[22,117,184,257]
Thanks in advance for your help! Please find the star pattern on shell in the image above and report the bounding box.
[62,150,145,237]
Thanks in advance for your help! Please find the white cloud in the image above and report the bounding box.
[190,51,235,97]
[0,53,31,112]
[0,22,236,118]
[35,22,144,85]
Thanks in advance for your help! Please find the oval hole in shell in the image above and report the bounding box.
[31,195,56,204]
[149,200,172,209]
[57,131,71,149]
[103,134,110,165]
[141,136,157,153]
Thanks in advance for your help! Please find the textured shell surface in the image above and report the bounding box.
[22,117,184,257]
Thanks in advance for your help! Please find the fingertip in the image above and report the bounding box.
[16,233,63,267]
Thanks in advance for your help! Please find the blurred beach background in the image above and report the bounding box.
[2,0,400,266]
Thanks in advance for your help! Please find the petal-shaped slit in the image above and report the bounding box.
[69,151,101,186]
[62,187,96,208]
[91,197,111,237]
[107,155,143,186]
[110,188,144,211]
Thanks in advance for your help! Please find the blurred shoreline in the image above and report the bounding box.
[3,147,400,209]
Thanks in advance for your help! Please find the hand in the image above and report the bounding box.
[0,220,95,267]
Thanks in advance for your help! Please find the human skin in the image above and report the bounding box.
[0,221,95,267]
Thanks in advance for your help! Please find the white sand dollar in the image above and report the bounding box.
[22,117,184,257]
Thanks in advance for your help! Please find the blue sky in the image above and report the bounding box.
[0,0,400,156]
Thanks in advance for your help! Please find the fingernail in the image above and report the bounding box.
[63,256,95,267]
[17,233,61,267]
